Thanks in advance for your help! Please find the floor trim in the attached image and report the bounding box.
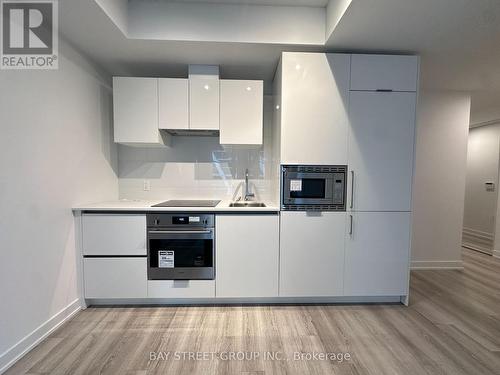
[493,250,500,259]
[0,299,82,374]
[86,296,404,306]
[411,260,464,270]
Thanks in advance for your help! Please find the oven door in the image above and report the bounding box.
[147,228,214,280]
[283,172,334,205]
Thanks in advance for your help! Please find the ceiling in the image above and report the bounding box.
[155,0,329,6]
[60,0,500,122]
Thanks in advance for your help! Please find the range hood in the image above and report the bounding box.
[163,65,220,136]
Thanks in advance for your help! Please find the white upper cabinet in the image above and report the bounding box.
[279,52,350,164]
[350,54,419,92]
[279,211,345,297]
[158,78,189,130]
[216,215,279,298]
[348,91,416,212]
[220,80,263,145]
[113,77,167,146]
[344,212,411,296]
[189,66,220,130]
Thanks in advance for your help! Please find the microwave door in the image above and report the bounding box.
[284,176,334,205]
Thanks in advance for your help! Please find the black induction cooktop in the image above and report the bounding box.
[152,200,221,208]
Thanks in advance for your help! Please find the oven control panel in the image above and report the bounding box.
[147,214,214,228]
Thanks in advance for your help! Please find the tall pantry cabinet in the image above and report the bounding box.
[345,55,418,299]
[274,52,419,302]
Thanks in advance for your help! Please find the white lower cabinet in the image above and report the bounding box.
[344,212,411,296]
[279,212,345,297]
[82,214,146,256]
[216,214,279,298]
[84,258,147,298]
[148,280,215,298]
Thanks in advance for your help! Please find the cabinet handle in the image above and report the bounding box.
[349,215,353,235]
[350,170,354,209]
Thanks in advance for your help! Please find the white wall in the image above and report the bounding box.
[325,0,353,40]
[0,40,118,371]
[462,124,500,253]
[118,97,276,203]
[127,0,325,45]
[411,90,471,269]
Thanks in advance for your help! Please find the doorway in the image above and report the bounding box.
[462,123,500,255]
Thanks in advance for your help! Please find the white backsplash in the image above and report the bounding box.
[118,97,277,202]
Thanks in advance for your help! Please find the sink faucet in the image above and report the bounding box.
[244,168,255,201]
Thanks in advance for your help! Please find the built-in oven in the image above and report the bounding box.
[147,213,215,280]
[281,165,347,211]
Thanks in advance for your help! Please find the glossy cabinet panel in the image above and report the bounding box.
[220,80,263,145]
[82,214,147,256]
[279,52,350,164]
[350,54,419,92]
[159,78,189,130]
[279,211,345,297]
[348,91,416,211]
[113,77,163,145]
[344,212,411,296]
[84,258,147,298]
[189,76,219,130]
[216,215,279,298]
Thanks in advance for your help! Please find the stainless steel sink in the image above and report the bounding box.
[229,202,266,207]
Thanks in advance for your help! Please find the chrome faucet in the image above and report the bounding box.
[244,168,255,201]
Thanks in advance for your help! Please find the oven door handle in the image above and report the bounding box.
[148,230,212,235]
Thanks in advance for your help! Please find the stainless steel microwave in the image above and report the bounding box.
[281,165,347,211]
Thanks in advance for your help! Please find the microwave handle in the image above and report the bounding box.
[350,170,354,209]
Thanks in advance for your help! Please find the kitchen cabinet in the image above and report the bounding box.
[82,214,147,256]
[148,280,215,298]
[344,212,411,296]
[159,78,189,130]
[279,211,345,297]
[220,80,263,145]
[216,214,279,298]
[277,52,350,164]
[84,258,147,298]
[348,91,416,211]
[350,54,419,92]
[189,66,220,130]
[113,77,168,146]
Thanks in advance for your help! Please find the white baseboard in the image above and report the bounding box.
[411,260,464,270]
[493,250,500,259]
[0,299,82,374]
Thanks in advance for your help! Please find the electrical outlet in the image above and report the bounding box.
[143,180,151,191]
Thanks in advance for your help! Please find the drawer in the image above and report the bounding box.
[84,258,147,299]
[147,280,215,298]
[350,54,418,92]
[82,214,146,256]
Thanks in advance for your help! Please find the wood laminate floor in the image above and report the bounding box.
[6,248,500,375]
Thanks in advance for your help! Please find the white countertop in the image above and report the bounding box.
[72,199,280,212]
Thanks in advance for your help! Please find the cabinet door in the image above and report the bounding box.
[344,212,410,296]
[148,280,215,298]
[348,91,416,211]
[189,76,219,130]
[280,53,350,164]
[279,211,345,297]
[220,80,263,145]
[113,77,161,144]
[216,215,279,298]
[82,214,146,256]
[350,54,419,92]
[84,258,147,298]
[159,78,189,130]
